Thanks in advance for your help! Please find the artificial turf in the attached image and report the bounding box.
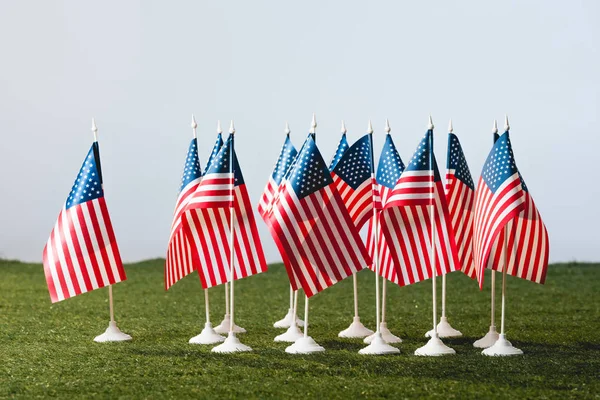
[0,260,598,399]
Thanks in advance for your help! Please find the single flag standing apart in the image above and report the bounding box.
[331,133,381,230]
[473,130,525,288]
[268,135,372,297]
[445,132,476,279]
[380,129,461,287]
[366,133,405,284]
[182,134,268,289]
[43,142,125,303]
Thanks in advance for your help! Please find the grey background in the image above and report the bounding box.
[0,1,597,264]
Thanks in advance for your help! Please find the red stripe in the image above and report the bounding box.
[66,209,93,292]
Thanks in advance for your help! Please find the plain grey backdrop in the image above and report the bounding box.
[0,1,597,264]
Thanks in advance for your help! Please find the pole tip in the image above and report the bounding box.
[191,114,198,129]
[285,121,291,135]
[367,120,373,134]
[504,114,510,131]
[448,119,453,133]
[341,120,347,134]
[229,120,235,134]
[91,118,98,133]
[385,119,391,134]
[217,120,222,134]
[492,119,498,134]
[428,115,434,130]
[310,113,317,134]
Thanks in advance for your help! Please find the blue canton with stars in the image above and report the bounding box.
[446,133,474,190]
[272,135,298,185]
[288,136,333,199]
[66,144,103,209]
[203,133,223,175]
[405,130,441,182]
[481,131,519,193]
[328,133,349,171]
[376,134,405,189]
[205,134,245,186]
[332,134,373,190]
[179,138,202,193]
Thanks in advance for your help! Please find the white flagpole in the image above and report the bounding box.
[339,120,373,339]
[482,115,523,356]
[212,121,251,353]
[286,113,325,354]
[187,115,224,345]
[426,119,462,339]
[92,118,131,343]
[415,116,455,356]
[360,120,399,355]
[474,119,501,348]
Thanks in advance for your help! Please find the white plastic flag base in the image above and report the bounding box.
[285,336,325,354]
[274,323,304,342]
[214,314,246,334]
[211,332,252,353]
[425,317,463,338]
[273,308,305,328]
[358,332,400,355]
[93,321,132,342]
[482,334,523,356]
[414,334,456,356]
[473,325,500,348]
[364,322,402,344]
[338,317,374,338]
[189,322,225,345]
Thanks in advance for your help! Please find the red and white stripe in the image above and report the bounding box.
[366,185,399,284]
[332,175,380,230]
[268,183,371,297]
[43,197,126,303]
[485,192,549,284]
[258,176,277,222]
[473,173,525,287]
[164,177,201,290]
[445,170,476,279]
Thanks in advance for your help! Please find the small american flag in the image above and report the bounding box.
[366,133,405,284]
[329,132,349,170]
[331,133,380,230]
[268,135,372,297]
[203,133,223,174]
[446,132,476,279]
[258,133,297,221]
[380,129,460,286]
[43,142,125,303]
[182,134,268,289]
[473,130,525,288]
[164,138,204,290]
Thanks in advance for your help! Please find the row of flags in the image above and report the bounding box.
[42,117,548,307]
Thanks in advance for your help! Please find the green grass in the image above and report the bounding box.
[0,260,598,399]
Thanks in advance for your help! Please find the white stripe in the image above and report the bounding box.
[70,208,99,289]
[92,200,121,284]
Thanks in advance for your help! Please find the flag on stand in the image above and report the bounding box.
[268,135,372,297]
[182,134,268,289]
[366,133,405,284]
[330,133,380,230]
[258,133,297,221]
[473,130,525,287]
[446,132,476,279]
[329,131,349,170]
[380,129,460,286]
[43,142,125,303]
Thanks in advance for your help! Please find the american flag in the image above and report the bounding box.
[329,132,349,170]
[473,130,525,288]
[331,134,380,230]
[258,133,297,221]
[366,133,405,284]
[446,132,476,279]
[164,138,204,290]
[43,142,125,303]
[380,129,460,286]
[182,134,268,289]
[203,132,223,174]
[268,135,372,297]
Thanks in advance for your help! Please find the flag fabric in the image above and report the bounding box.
[258,134,297,221]
[366,133,405,284]
[203,133,223,174]
[43,143,125,303]
[182,134,268,289]
[329,132,349,170]
[268,135,372,297]
[446,132,476,279]
[473,130,525,288]
[331,134,380,230]
[164,138,204,290]
[380,129,461,287]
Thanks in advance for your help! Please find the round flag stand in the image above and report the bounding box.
[190,289,224,345]
[94,286,132,342]
[364,280,401,344]
[274,287,304,328]
[338,275,373,338]
[274,290,303,342]
[285,297,325,354]
[425,275,462,338]
[214,283,246,334]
